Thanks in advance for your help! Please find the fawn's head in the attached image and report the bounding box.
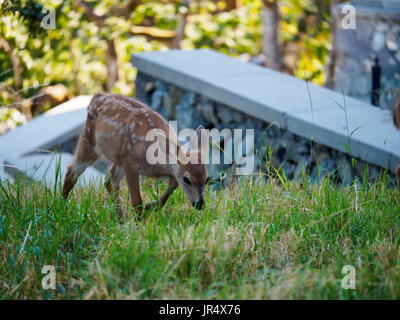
[156,125,209,210]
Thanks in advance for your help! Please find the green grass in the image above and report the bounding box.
[1,168,400,299]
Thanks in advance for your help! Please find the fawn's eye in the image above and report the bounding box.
[183,176,191,185]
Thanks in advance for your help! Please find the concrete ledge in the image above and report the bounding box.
[4,152,103,186]
[0,95,92,159]
[0,95,105,183]
[132,49,400,173]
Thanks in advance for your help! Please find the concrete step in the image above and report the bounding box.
[0,95,105,184]
[0,95,92,159]
[4,152,103,186]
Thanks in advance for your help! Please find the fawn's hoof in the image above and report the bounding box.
[144,201,159,211]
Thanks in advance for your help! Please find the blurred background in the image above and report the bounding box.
[0,0,334,131]
[1,0,398,134]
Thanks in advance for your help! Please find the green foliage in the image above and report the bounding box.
[132,0,179,30]
[0,0,156,101]
[0,0,332,108]
[0,107,27,126]
[183,1,263,56]
[281,0,332,84]
[1,0,45,35]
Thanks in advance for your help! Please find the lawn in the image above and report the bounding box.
[1,166,400,299]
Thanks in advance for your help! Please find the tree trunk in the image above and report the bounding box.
[0,34,23,91]
[262,1,282,71]
[225,0,241,11]
[105,38,119,92]
[74,0,143,92]
[172,0,190,49]
[326,0,343,89]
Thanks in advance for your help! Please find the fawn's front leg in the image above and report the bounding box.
[145,176,178,211]
[124,165,143,218]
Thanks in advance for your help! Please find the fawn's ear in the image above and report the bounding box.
[190,125,209,163]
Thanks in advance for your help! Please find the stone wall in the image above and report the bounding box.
[331,0,400,110]
[136,72,394,186]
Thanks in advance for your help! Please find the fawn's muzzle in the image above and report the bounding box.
[193,196,205,210]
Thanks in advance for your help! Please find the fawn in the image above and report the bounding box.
[393,96,400,191]
[62,93,209,219]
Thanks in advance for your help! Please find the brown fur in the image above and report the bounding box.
[62,93,208,220]
[393,96,400,191]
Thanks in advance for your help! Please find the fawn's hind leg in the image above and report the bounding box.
[396,164,400,192]
[104,164,124,219]
[62,124,98,198]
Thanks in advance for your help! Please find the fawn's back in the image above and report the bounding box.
[86,93,177,173]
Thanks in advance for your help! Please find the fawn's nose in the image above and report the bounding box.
[192,196,205,210]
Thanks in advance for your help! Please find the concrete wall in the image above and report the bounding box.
[134,69,395,186]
